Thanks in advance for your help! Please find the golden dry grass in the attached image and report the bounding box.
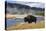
[7,21,45,30]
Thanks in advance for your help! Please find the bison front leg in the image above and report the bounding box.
[35,18,37,24]
[28,21,32,23]
[24,20,27,23]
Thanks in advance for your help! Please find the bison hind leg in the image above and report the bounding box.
[34,21,36,24]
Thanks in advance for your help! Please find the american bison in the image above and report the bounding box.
[24,15,37,24]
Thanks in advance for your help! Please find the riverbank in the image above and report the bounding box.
[7,21,45,30]
[6,14,16,19]
[6,14,44,19]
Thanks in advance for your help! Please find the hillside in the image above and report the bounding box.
[5,1,45,15]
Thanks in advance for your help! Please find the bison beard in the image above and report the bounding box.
[24,15,37,24]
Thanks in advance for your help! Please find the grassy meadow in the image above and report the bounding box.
[7,21,45,30]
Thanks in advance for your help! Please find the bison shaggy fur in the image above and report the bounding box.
[24,15,37,24]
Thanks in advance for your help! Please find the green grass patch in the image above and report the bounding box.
[35,12,44,16]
